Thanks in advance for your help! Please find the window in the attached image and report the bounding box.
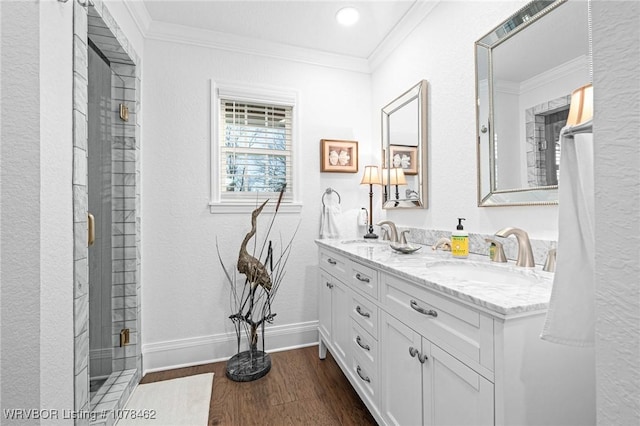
[210,82,301,213]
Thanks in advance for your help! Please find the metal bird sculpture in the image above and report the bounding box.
[237,199,272,291]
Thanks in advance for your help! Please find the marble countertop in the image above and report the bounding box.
[315,239,555,318]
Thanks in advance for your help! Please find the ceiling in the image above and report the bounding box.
[141,0,422,60]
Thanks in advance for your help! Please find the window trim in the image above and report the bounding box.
[210,80,302,214]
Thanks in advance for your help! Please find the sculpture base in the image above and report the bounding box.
[225,350,271,382]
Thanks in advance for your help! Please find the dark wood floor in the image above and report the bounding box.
[141,345,377,425]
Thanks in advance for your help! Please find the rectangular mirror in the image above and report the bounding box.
[381,80,428,209]
[475,0,591,206]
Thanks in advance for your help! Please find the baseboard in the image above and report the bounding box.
[142,320,319,374]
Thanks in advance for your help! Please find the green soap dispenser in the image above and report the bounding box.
[451,218,469,258]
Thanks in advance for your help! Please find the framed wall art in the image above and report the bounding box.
[320,139,358,173]
[389,145,418,175]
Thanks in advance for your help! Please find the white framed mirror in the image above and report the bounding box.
[381,80,428,209]
[475,0,590,206]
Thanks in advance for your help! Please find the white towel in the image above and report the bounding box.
[319,202,341,239]
[541,120,594,346]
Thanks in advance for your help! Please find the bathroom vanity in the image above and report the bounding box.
[316,239,594,426]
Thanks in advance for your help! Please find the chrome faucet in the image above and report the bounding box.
[495,227,535,267]
[377,220,398,243]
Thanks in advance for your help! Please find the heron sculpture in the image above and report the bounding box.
[237,199,272,291]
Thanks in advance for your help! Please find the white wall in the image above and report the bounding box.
[592,1,640,424]
[141,38,372,369]
[372,0,560,240]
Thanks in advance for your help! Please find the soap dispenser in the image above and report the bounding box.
[451,218,469,258]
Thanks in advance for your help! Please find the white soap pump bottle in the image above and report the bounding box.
[451,218,469,258]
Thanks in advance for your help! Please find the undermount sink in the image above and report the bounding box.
[425,260,546,286]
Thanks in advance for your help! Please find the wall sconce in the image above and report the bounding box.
[360,165,381,239]
[566,83,593,126]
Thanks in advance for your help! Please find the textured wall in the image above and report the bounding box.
[371,0,564,240]
[141,39,372,366]
[592,1,640,424]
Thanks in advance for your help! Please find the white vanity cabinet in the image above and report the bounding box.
[381,312,493,426]
[316,242,595,426]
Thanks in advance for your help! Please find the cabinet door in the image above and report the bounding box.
[318,270,332,340]
[330,278,349,365]
[423,342,494,426]
[380,313,423,426]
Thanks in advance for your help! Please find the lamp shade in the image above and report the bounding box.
[360,165,381,185]
[566,83,593,126]
[390,167,407,185]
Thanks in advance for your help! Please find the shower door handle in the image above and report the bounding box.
[88,213,95,246]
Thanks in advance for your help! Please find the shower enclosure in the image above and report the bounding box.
[87,40,127,400]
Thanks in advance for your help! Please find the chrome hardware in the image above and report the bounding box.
[418,352,428,364]
[325,282,334,289]
[409,346,419,357]
[495,227,535,267]
[355,273,370,283]
[356,365,371,383]
[376,220,399,243]
[355,305,370,318]
[399,230,410,245]
[327,258,337,265]
[410,300,438,317]
[356,336,370,351]
[543,248,556,272]
[381,228,391,241]
[485,238,507,263]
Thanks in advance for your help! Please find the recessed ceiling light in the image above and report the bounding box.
[336,7,359,26]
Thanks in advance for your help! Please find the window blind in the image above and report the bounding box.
[219,99,293,202]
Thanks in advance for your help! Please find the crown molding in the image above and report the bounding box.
[146,20,371,74]
[368,0,440,71]
[123,0,152,35]
[519,55,589,94]
[122,0,440,74]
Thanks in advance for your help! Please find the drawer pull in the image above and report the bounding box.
[355,305,370,318]
[355,273,370,283]
[326,282,334,289]
[327,258,337,265]
[409,346,419,358]
[410,300,438,317]
[356,365,371,383]
[356,335,370,351]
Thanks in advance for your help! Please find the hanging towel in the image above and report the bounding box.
[541,119,594,346]
[319,199,341,239]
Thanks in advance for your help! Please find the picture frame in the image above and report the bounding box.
[320,139,359,173]
[389,145,418,175]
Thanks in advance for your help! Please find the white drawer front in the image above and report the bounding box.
[319,250,348,276]
[383,274,494,372]
[350,291,378,338]
[350,320,378,368]
[349,351,378,409]
[350,261,378,299]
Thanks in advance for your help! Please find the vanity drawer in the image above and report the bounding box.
[350,320,378,369]
[350,261,378,299]
[382,274,494,372]
[350,291,378,338]
[349,349,378,410]
[319,250,348,276]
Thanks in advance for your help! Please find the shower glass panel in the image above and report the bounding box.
[87,41,127,401]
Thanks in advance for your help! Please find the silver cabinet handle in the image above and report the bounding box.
[355,305,370,318]
[410,300,438,317]
[355,273,370,283]
[356,336,370,351]
[327,258,337,265]
[356,365,371,383]
[409,346,419,358]
[325,282,334,289]
[418,352,428,364]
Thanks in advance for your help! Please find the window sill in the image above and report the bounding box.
[209,202,303,215]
